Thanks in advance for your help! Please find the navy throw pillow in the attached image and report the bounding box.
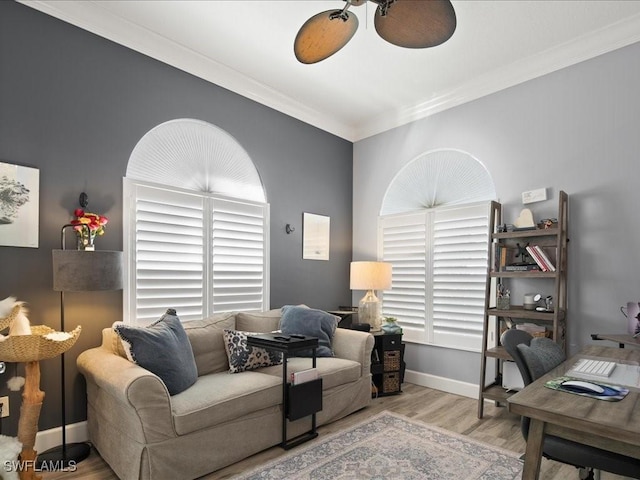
[279,305,338,357]
[114,309,198,395]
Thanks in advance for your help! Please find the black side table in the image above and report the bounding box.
[246,333,322,449]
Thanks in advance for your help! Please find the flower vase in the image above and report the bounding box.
[77,232,95,251]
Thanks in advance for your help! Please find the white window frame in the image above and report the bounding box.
[123,178,270,325]
[379,202,489,352]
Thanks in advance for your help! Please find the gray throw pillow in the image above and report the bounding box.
[279,305,338,357]
[114,309,198,395]
[517,337,565,381]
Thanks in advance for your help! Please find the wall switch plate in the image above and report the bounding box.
[522,188,547,204]
[0,396,8,418]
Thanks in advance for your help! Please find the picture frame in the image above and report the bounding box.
[303,212,330,261]
[0,161,40,248]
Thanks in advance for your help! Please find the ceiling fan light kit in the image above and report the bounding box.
[294,0,456,64]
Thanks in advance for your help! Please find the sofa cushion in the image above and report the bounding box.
[113,309,198,395]
[170,370,282,435]
[279,305,338,357]
[235,309,281,333]
[223,329,283,373]
[183,312,236,376]
[258,357,361,390]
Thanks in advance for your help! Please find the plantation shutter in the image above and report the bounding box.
[432,204,489,350]
[130,184,205,324]
[211,198,267,312]
[379,203,489,350]
[380,212,429,343]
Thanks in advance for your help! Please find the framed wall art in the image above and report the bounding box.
[303,212,330,261]
[0,162,40,248]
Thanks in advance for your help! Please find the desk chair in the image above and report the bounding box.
[501,329,640,480]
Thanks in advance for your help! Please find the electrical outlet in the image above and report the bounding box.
[0,396,8,418]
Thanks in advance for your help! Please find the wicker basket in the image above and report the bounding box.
[0,325,82,363]
[383,372,400,393]
[384,350,401,371]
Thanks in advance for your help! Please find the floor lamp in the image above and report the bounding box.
[37,224,123,468]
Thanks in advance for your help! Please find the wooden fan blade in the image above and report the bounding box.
[374,0,456,49]
[294,10,359,64]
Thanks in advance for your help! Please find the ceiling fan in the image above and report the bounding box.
[294,0,456,64]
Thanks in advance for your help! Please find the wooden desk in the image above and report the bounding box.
[508,345,640,480]
[591,333,640,348]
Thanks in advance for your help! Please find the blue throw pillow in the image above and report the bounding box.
[279,305,338,357]
[114,309,198,395]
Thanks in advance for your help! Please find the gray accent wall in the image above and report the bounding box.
[0,1,352,433]
[354,39,640,384]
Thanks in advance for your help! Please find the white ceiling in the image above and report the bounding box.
[22,0,640,141]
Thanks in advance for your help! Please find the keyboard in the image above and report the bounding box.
[570,358,617,378]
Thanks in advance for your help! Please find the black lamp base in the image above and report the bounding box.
[36,442,91,470]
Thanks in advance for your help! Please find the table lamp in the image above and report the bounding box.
[350,261,392,331]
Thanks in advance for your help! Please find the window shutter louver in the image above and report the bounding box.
[432,205,489,349]
[379,203,489,350]
[380,212,429,343]
[211,198,267,313]
[133,185,205,324]
[124,180,269,325]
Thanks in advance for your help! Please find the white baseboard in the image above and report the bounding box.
[404,369,480,399]
[34,421,88,453]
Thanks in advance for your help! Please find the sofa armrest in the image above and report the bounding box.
[77,345,176,443]
[332,328,374,376]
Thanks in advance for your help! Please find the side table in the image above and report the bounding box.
[246,333,322,449]
[370,331,404,397]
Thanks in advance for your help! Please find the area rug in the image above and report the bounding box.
[234,411,523,479]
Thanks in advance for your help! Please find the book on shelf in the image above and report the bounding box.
[534,245,556,271]
[503,264,541,272]
[526,245,549,271]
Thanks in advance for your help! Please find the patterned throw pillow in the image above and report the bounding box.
[222,329,283,373]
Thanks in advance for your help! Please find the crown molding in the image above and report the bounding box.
[354,13,640,141]
[20,1,640,143]
[20,0,355,141]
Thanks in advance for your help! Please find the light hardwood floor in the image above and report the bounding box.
[41,383,631,480]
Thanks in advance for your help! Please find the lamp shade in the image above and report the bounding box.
[53,250,123,292]
[350,261,392,291]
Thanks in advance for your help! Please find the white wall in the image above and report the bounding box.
[353,41,640,384]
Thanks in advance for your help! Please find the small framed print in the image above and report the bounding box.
[303,212,330,261]
[0,162,40,248]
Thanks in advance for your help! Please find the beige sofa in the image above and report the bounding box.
[77,309,374,480]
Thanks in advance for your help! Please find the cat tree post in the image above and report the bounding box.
[17,361,44,480]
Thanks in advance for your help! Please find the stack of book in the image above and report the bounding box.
[525,245,556,272]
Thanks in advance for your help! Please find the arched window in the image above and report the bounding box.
[123,119,269,324]
[379,149,495,350]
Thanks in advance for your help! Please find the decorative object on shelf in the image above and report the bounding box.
[0,161,40,248]
[381,316,402,334]
[70,192,108,251]
[513,208,535,230]
[0,298,81,480]
[350,261,392,331]
[294,0,456,64]
[497,284,510,310]
[38,225,123,469]
[537,218,558,229]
